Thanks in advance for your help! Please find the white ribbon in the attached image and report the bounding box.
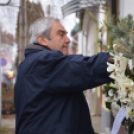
[111,107,126,134]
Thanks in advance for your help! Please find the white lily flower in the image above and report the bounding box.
[106,44,134,122]
[118,90,127,99]
[128,59,133,70]
[124,77,134,85]
[114,55,128,72]
[119,77,134,91]
[109,72,117,80]
[120,97,131,103]
[119,52,123,57]
[118,77,134,97]
[107,50,128,80]
[109,72,121,80]
[108,89,114,96]
[109,52,114,57]
[111,102,120,117]
[109,72,126,81]
[105,96,113,102]
[113,44,119,55]
[118,85,127,99]
[107,57,126,73]
[126,102,134,119]
[107,62,115,72]
[113,94,119,102]
[129,90,134,101]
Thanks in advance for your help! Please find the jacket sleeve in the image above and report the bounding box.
[37,52,114,93]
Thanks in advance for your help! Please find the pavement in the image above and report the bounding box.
[0,91,106,134]
[1,115,15,128]
[91,115,102,134]
[1,115,15,134]
[0,90,106,134]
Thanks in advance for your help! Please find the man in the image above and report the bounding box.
[14,17,113,134]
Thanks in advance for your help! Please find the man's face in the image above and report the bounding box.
[46,20,70,55]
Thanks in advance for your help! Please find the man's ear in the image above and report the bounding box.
[37,36,48,47]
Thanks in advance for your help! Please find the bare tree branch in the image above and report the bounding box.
[0,0,11,6]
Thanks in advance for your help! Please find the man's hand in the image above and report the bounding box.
[108,56,114,64]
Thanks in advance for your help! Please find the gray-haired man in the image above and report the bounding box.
[14,17,113,134]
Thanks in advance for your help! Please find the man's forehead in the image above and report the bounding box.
[57,29,68,33]
[52,21,67,32]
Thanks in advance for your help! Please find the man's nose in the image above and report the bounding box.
[65,36,71,44]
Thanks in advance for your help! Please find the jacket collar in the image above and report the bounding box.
[26,43,49,51]
[25,43,51,57]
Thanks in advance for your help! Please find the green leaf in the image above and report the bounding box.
[105,102,111,109]
[129,111,134,115]
[86,11,98,23]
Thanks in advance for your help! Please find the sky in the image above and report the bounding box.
[0,0,77,39]
[0,0,19,35]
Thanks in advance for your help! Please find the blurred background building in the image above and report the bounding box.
[0,0,134,133]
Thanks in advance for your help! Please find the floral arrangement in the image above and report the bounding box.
[102,14,134,134]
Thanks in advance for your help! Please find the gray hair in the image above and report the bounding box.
[29,17,60,44]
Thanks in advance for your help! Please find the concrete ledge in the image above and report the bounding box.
[101,106,113,133]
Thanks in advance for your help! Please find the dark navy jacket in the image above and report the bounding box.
[14,44,113,134]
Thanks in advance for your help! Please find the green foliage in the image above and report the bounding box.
[121,118,134,134]
[104,14,134,60]
[0,126,8,133]
[102,83,117,94]
[105,101,111,109]
[103,84,118,110]
[102,14,134,134]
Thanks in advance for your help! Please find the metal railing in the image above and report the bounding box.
[62,0,108,17]
[0,0,11,6]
